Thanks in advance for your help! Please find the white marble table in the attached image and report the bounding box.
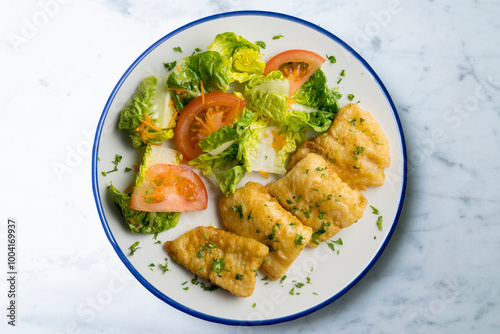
[1,0,499,333]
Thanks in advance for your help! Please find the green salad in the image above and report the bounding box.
[110,31,342,234]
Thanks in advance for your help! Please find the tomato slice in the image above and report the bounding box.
[175,92,246,161]
[263,49,326,97]
[130,164,208,212]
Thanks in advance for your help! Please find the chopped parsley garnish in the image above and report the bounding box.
[295,282,304,288]
[337,78,342,84]
[163,60,177,71]
[183,287,189,291]
[360,117,365,124]
[194,47,202,52]
[326,54,336,63]
[128,241,140,256]
[376,216,383,230]
[348,94,355,101]
[102,154,123,176]
[333,238,343,245]
[252,302,256,308]
[326,241,336,252]
[197,239,217,258]
[348,117,357,126]
[212,258,226,275]
[372,139,384,145]
[340,69,345,76]
[159,258,170,274]
[255,40,266,49]
[173,46,182,52]
[247,210,253,220]
[230,205,244,219]
[353,146,366,160]
[289,287,295,295]
[200,282,219,291]
[353,166,360,169]
[235,274,243,280]
[370,205,379,215]
[124,167,132,172]
[294,234,304,247]
[273,34,284,40]
[280,275,287,284]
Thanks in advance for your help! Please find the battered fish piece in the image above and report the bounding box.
[164,226,268,297]
[267,153,367,246]
[219,182,313,281]
[287,103,390,190]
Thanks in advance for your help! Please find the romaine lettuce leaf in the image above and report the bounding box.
[166,51,232,109]
[136,145,182,186]
[208,32,265,83]
[110,183,181,234]
[215,165,246,196]
[290,68,342,132]
[189,143,239,176]
[119,76,175,148]
[198,126,238,154]
[243,71,289,124]
[241,121,299,175]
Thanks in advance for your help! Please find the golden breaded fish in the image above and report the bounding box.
[164,226,268,297]
[267,153,367,246]
[219,182,313,281]
[287,103,390,190]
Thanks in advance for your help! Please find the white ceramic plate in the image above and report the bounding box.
[92,11,407,326]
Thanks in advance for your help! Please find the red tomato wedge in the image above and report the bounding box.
[175,92,246,161]
[263,49,326,97]
[130,164,208,212]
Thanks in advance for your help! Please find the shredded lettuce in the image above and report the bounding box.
[118,76,175,148]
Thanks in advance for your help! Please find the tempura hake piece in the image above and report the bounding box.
[288,103,390,190]
[219,182,313,281]
[267,153,367,247]
[164,226,268,297]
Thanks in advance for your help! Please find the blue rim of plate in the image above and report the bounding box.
[92,10,407,326]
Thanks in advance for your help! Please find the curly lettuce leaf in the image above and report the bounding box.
[215,165,246,196]
[208,32,265,83]
[109,183,181,234]
[119,76,175,148]
[166,51,231,109]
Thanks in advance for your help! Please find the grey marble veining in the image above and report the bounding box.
[1,0,499,333]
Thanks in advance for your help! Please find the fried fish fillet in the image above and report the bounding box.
[219,182,313,281]
[164,226,268,297]
[267,153,367,246]
[287,103,390,190]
